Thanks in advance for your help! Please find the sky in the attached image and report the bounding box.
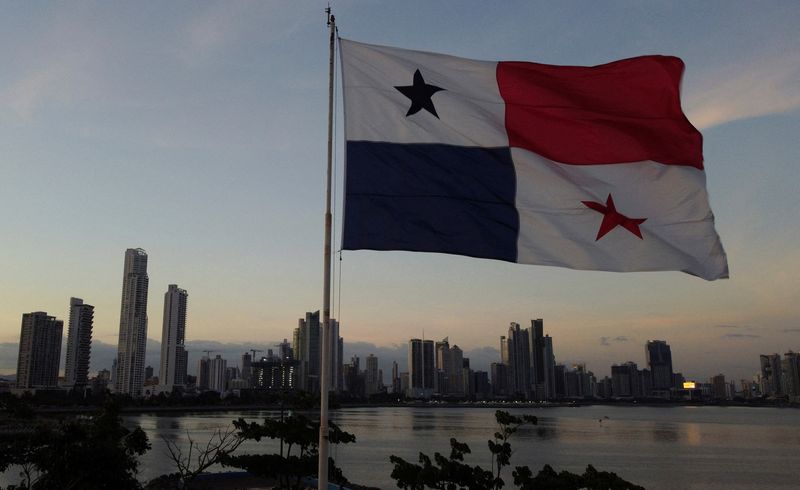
[1,1,799,382]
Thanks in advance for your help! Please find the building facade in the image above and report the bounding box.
[507,322,531,398]
[158,284,188,393]
[294,311,321,393]
[115,248,150,397]
[408,338,435,398]
[208,355,227,394]
[365,354,380,396]
[529,319,546,400]
[64,298,94,389]
[646,340,674,396]
[17,312,63,389]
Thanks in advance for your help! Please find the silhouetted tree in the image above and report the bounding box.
[389,410,642,490]
[221,413,355,489]
[0,400,150,489]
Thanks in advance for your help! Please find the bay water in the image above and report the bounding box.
[126,405,800,489]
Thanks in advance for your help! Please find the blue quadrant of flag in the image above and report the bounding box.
[343,141,519,262]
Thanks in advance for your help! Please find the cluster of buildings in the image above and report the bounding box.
[14,248,187,396]
[10,248,800,404]
[391,324,800,403]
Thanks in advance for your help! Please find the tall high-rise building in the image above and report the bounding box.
[115,248,149,397]
[781,352,800,399]
[500,336,510,364]
[408,338,434,398]
[646,340,673,395]
[294,311,321,393]
[64,298,94,389]
[391,361,401,394]
[365,354,380,395]
[553,364,566,398]
[711,374,727,400]
[158,285,188,393]
[507,322,531,398]
[197,356,210,390]
[490,362,509,397]
[241,352,253,384]
[277,339,293,361]
[16,312,63,389]
[450,345,464,395]
[435,338,451,393]
[542,335,556,400]
[760,354,782,396]
[327,318,341,393]
[611,361,643,398]
[528,319,545,400]
[209,355,227,394]
[343,355,364,397]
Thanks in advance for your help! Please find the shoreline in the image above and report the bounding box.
[29,398,798,416]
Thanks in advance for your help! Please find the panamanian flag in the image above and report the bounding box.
[340,39,728,281]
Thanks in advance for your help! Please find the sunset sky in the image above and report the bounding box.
[1,1,798,382]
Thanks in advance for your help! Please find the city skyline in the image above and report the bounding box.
[7,293,799,391]
[1,3,799,384]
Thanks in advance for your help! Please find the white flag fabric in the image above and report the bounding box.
[340,39,729,280]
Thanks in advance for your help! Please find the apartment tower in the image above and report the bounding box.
[64,298,94,389]
[17,312,63,389]
[115,248,149,397]
[158,284,188,392]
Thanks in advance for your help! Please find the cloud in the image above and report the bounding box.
[174,1,312,65]
[1,36,98,122]
[722,333,761,339]
[712,324,754,330]
[783,328,800,334]
[599,336,629,346]
[686,53,800,130]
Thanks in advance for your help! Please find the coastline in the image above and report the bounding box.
[30,398,799,416]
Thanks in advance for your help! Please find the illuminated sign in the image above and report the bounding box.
[683,381,696,389]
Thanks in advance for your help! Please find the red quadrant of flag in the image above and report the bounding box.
[497,57,703,169]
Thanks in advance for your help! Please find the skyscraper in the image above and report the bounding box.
[17,312,63,389]
[158,285,188,393]
[197,356,210,390]
[327,318,341,393]
[365,354,380,395]
[115,248,149,397]
[760,353,783,396]
[209,355,227,394]
[241,352,252,385]
[408,338,434,398]
[435,338,451,394]
[507,322,531,398]
[295,311,321,393]
[782,352,800,400]
[64,298,94,390]
[450,345,464,395]
[646,340,674,396]
[528,319,545,400]
[490,362,509,397]
[611,361,643,398]
[542,335,556,400]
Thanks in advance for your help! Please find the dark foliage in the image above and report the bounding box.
[221,412,355,489]
[389,410,642,490]
[0,400,150,489]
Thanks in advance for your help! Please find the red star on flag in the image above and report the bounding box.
[582,194,647,241]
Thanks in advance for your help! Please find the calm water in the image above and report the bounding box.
[124,405,800,489]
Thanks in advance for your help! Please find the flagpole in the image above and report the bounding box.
[318,6,335,490]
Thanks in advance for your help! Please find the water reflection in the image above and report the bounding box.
[113,406,800,490]
[650,422,679,442]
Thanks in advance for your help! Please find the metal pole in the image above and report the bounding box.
[318,7,335,490]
